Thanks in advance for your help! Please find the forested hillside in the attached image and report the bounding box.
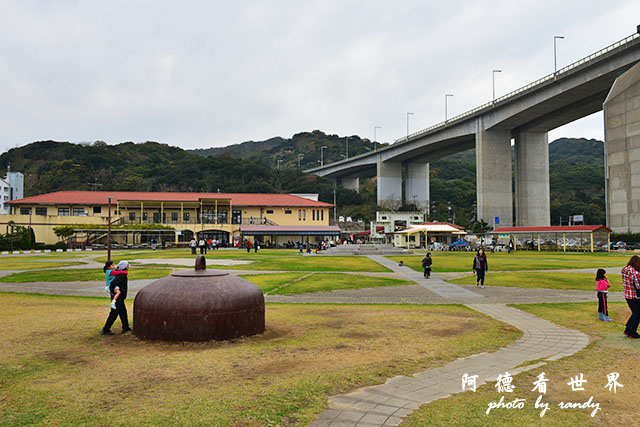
[0,134,606,226]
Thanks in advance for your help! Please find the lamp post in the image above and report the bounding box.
[345,137,352,159]
[107,196,113,262]
[297,154,304,168]
[28,208,32,250]
[492,70,502,103]
[406,113,414,140]
[320,146,328,166]
[554,35,564,76]
[374,126,381,151]
[445,94,454,123]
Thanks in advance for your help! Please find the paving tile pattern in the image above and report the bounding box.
[310,303,589,426]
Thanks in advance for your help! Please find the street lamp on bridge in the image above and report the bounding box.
[554,35,564,77]
[374,126,381,151]
[445,94,454,123]
[297,154,304,168]
[345,137,352,159]
[320,146,328,166]
[492,69,502,103]
[406,113,414,140]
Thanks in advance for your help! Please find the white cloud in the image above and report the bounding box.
[0,0,637,152]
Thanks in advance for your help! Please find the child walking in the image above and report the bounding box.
[596,268,613,322]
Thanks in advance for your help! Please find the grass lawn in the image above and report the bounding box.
[387,252,626,273]
[404,302,640,426]
[0,267,173,283]
[0,293,520,426]
[0,260,86,270]
[241,272,413,294]
[210,256,391,272]
[449,272,624,291]
[94,248,301,262]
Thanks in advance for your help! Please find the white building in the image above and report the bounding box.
[0,169,24,214]
[370,211,425,242]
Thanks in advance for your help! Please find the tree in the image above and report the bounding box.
[53,225,75,247]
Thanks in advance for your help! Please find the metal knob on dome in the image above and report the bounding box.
[133,255,265,341]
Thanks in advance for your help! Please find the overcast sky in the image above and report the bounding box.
[0,1,638,154]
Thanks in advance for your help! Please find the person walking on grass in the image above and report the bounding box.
[101,261,131,335]
[596,268,613,322]
[622,255,640,338]
[422,252,433,279]
[473,248,488,288]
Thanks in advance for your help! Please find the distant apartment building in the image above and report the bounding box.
[0,169,24,214]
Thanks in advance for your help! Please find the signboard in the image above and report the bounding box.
[573,215,584,223]
[495,216,500,225]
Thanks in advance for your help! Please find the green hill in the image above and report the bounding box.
[0,134,606,226]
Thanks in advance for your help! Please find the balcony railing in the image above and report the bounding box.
[117,216,279,227]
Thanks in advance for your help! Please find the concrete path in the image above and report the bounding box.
[311,304,589,427]
[367,255,483,299]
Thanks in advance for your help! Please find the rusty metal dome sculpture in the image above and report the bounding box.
[133,255,265,341]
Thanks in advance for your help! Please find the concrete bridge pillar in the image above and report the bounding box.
[476,126,513,227]
[405,162,430,210]
[377,160,402,209]
[341,176,360,193]
[604,61,640,232]
[514,131,550,226]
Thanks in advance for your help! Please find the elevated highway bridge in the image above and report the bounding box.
[306,29,640,228]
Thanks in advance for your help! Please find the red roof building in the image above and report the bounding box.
[2,191,335,247]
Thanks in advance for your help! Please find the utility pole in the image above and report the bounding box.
[88,178,102,191]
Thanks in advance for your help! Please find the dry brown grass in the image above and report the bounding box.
[0,293,519,426]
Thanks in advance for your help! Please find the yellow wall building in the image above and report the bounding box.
[2,191,338,247]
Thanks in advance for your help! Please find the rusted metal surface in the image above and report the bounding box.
[134,255,265,341]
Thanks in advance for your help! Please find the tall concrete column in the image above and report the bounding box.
[377,160,402,209]
[514,131,550,226]
[341,176,360,193]
[476,126,513,227]
[405,162,429,210]
[604,61,640,232]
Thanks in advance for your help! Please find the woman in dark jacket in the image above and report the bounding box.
[473,249,488,288]
[101,261,131,335]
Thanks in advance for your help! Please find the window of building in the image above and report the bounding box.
[58,207,70,216]
[183,212,190,221]
[321,210,324,221]
[284,209,292,214]
[143,212,148,220]
[35,207,47,216]
[298,210,301,220]
[20,207,32,215]
[266,209,274,214]
[172,212,178,221]
[93,206,101,214]
[312,210,316,221]
[72,207,86,216]
[231,210,241,224]
[303,210,306,220]
[129,212,136,221]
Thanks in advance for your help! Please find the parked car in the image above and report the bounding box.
[613,241,640,250]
